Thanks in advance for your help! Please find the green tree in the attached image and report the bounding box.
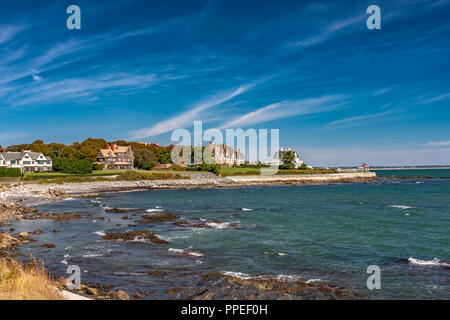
[281,150,296,170]
[299,162,308,170]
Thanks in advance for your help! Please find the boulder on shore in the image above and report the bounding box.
[0,232,22,250]
[101,230,168,245]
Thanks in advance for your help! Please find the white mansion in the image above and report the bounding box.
[0,150,53,173]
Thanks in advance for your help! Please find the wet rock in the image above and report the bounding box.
[97,217,105,221]
[173,221,189,227]
[0,202,37,225]
[0,232,21,250]
[24,212,82,222]
[79,194,102,199]
[115,290,130,300]
[133,293,142,299]
[121,216,130,220]
[177,273,359,300]
[105,208,129,213]
[105,208,143,213]
[32,229,42,234]
[101,230,169,245]
[140,213,179,223]
[53,229,60,233]
[18,232,29,238]
[47,189,67,198]
[43,243,56,249]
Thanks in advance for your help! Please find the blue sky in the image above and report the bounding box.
[1,0,449,166]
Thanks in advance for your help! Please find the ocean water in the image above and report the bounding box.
[7,171,450,299]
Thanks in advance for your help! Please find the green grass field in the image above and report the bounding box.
[22,167,338,181]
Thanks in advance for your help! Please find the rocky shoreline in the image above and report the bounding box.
[176,273,359,300]
[0,173,375,300]
[0,172,376,205]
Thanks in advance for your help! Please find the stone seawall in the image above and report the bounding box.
[226,172,376,183]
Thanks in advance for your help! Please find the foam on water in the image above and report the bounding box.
[389,205,416,210]
[408,257,450,267]
[146,208,164,212]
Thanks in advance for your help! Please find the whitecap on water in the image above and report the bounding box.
[408,257,450,267]
[241,208,253,211]
[168,248,204,257]
[93,231,106,236]
[389,205,416,210]
[145,208,164,212]
[306,278,323,284]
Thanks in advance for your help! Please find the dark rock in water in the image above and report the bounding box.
[53,229,60,233]
[173,221,189,227]
[24,212,82,222]
[121,216,130,220]
[32,229,42,234]
[43,243,56,248]
[79,194,102,199]
[105,208,128,213]
[133,293,142,299]
[101,230,169,244]
[177,273,359,300]
[97,217,105,221]
[105,208,143,213]
[140,213,179,223]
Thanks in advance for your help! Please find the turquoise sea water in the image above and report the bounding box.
[6,171,450,299]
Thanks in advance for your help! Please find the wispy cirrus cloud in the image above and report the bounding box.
[420,93,450,104]
[423,140,450,147]
[221,95,347,128]
[130,82,258,139]
[0,131,28,144]
[325,108,403,129]
[0,24,28,44]
[9,72,170,106]
[290,14,363,47]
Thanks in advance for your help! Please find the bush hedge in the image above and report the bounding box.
[53,157,93,174]
[0,168,23,177]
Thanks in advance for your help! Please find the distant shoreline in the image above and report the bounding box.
[372,167,450,170]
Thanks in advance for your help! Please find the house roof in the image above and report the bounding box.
[0,152,51,161]
[99,149,117,158]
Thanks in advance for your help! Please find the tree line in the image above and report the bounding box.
[2,138,174,174]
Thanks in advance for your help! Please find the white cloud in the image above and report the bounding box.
[0,131,28,145]
[421,93,450,104]
[0,24,27,44]
[325,108,403,129]
[423,140,450,147]
[221,95,347,128]
[130,82,257,138]
[291,15,363,47]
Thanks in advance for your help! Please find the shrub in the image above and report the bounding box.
[198,162,221,175]
[93,163,105,171]
[53,157,93,174]
[0,168,22,177]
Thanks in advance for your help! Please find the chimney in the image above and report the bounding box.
[21,149,25,152]
[106,144,110,149]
